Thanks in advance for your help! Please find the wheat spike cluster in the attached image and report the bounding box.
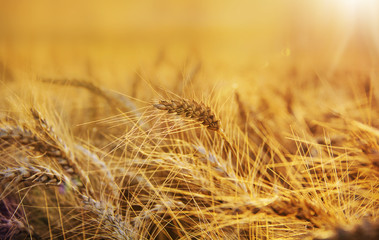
[1,2,379,239]
[0,75,378,240]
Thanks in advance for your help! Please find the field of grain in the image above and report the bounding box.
[0,1,378,239]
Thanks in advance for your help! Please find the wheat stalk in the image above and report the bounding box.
[42,79,140,115]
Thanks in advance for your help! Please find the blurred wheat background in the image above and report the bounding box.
[0,0,378,239]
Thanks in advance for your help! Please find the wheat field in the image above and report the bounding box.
[0,1,378,239]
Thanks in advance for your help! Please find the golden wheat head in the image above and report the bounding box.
[154,98,221,131]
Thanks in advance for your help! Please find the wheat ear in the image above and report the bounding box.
[0,166,67,185]
[30,109,94,195]
[312,219,379,240]
[75,144,119,198]
[81,195,136,240]
[265,196,333,228]
[216,195,333,229]
[154,98,234,150]
[154,99,220,131]
[0,216,42,240]
[0,165,73,198]
[0,122,90,195]
[0,197,42,240]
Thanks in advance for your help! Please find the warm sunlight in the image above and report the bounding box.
[0,1,378,240]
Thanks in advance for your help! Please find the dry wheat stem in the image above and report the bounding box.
[43,78,148,130]
[42,79,119,108]
[42,79,141,115]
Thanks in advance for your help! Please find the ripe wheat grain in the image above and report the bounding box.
[0,165,72,198]
[30,109,94,195]
[81,195,136,240]
[154,98,221,131]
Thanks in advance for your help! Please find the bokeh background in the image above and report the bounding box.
[0,0,378,88]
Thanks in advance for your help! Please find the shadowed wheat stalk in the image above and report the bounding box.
[0,197,42,240]
[313,220,379,240]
